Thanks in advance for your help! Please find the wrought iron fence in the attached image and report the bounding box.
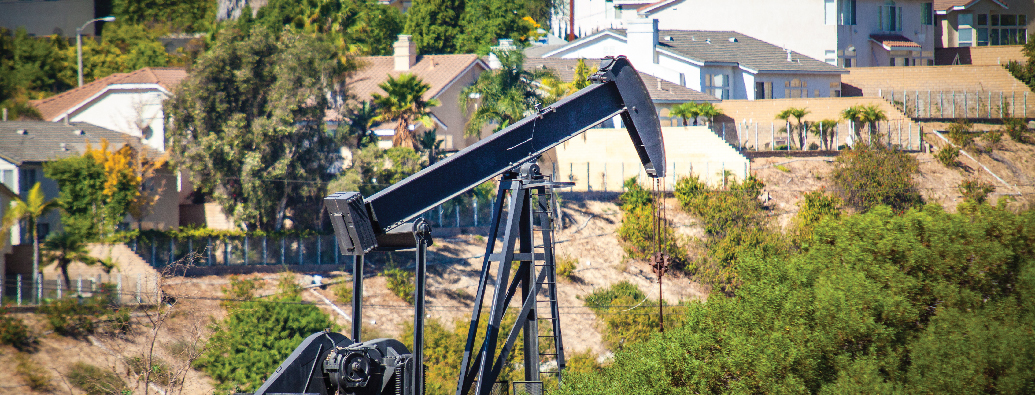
[1,272,159,307]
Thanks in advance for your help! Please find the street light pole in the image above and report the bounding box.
[76,16,115,87]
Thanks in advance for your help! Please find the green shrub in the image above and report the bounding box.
[0,308,31,349]
[195,297,336,393]
[556,255,577,281]
[617,178,685,264]
[15,353,52,391]
[775,164,790,172]
[947,119,975,147]
[125,354,173,385]
[384,268,415,304]
[276,271,302,297]
[582,282,680,348]
[222,275,260,309]
[831,145,923,213]
[958,179,996,204]
[39,297,106,337]
[163,339,198,360]
[332,282,353,304]
[67,362,129,395]
[1003,117,1029,143]
[792,191,843,247]
[985,129,1003,149]
[936,145,961,167]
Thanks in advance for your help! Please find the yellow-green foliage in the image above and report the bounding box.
[125,354,174,386]
[831,145,923,213]
[15,353,52,392]
[400,314,522,395]
[332,282,354,304]
[958,179,996,205]
[67,362,128,395]
[556,254,577,281]
[936,145,961,167]
[582,281,683,348]
[565,349,605,375]
[0,308,31,350]
[385,268,415,304]
[793,191,843,248]
[617,178,686,264]
[221,276,259,309]
[277,271,302,298]
[39,297,106,337]
[947,119,975,147]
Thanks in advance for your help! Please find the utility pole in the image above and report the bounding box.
[77,16,116,87]
[568,0,575,41]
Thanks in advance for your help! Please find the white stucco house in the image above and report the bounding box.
[540,19,847,100]
[30,67,187,152]
[935,0,1032,48]
[550,0,960,68]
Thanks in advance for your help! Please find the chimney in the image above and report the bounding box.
[627,18,659,64]
[393,35,417,71]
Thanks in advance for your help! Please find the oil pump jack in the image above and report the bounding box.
[249,56,667,395]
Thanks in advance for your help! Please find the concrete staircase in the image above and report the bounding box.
[39,243,161,301]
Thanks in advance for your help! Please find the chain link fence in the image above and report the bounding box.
[2,272,159,307]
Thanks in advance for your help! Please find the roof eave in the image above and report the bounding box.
[50,83,171,122]
[431,57,489,99]
[541,30,627,58]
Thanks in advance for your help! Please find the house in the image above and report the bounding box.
[523,57,719,126]
[552,0,945,68]
[0,0,97,37]
[0,121,182,276]
[0,183,17,294]
[539,20,847,100]
[935,0,1033,48]
[30,67,188,152]
[347,35,490,151]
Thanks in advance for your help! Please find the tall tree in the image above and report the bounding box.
[1,183,58,296]
[404,0,465,54]
[456,0,527,53]
[459,49,553,137]
[696,102,724,126]
[253,0,403,56]
[776,107,810,149]
[167,26,349,231]
[371,73,440,150]
[42,232,98,290]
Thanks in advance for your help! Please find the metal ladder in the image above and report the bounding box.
[531,180,566,381]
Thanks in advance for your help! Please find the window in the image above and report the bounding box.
[825,0,837,25]
[985,15,1028,46]
[978,28,989,46]
[704,73,730,99]
[841,57,853,67]
[755,81,773,99]
[978,14,988,26]
[785,79,807,98]
[830,81,841,97]
[825,50,837,65]
[880,1,903,32]
[958,13,974,46]
[19,168,36,194]
[839,0,857,25]
[922,3,934,25]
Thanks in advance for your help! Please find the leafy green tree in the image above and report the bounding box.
[617,178,685,266]
[808,119,839,149]
[253,0,404,56]
[167,26,349,231]
[101,22,171,69]
[1,183,58,294]
[42,232,98,290]
[555,203,1035,395]
[791,190,842,248]
[195,296,336,392]
[329,145,424,196]
[460,48,553,137]
[831,144,922,212]
[112,0,215,32]
[44,155,106,239]
[371,73,441,149]
[456,0,528,53]
[670,102,700,126]
[696,102,723,126]
[405,0,465,54]
[0,28,73,101]
[1004,33,1035,91]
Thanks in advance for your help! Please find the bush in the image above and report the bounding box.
[792,191,843,248]
[384,268,415,304]
[556,255,577,281]
[985,129,1003,149]
[67,362,129,395]
[0,308,31,349]
[1004,117,1029,143]
[831,145,922,213]
[195,297,336,392]
[936,145,961,167]
[15,353,52,391]
[617,178,685,264]
[958,179,996,204]
[39,297,106,337]
[947,119,975,147]
[332,282,353,304]
[582,282,680,348]
[125,354,173,385]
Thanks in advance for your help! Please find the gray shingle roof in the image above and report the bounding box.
[0,121,146,165]
[524,57,720,102]
[598,29,846,74]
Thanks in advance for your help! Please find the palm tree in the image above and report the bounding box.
[346,100,378,148]
[460,48,554,138]
[697,102,724,126]
[371,74,441,150]
[841,106,865,142]
[1,183,58,296]
[808,119,839,150]
[860,104,888,144]
[43,232,98,291]
[671,102,701,126]
[776,107,810,149]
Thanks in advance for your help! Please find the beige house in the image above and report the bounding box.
[346,35,490,151]
[935,0,1032,48]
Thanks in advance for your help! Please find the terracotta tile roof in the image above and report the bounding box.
[524,57,719,102]
[934,0,1008,11]
[935,45,1025,65]
[0,121,148,165]
[870,34,921,49]
[30,67,186,122]
[348,54,486,101]
[840,65,1029,97]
